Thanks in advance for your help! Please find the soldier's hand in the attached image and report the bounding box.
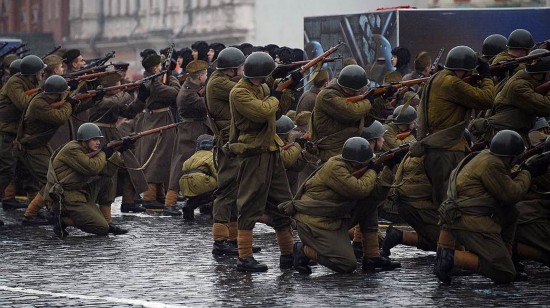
[295,136,307,148]
[66,97,79,107]
[477,58,491,79]
[289,70,303,90]
[118,137,136,154]
[93,91,105,103]
[522,155,550,177]
[382,85,398,100]
[369,161,383,173]
[269,87,282,100]
[67,79,79,90]
[101,145,115,157]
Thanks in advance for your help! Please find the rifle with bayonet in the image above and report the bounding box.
[82,51,115,70]
[162,43,175,85]
[430,47,445,74]
[346,77,430,103]
[71,70,166,101]
[87,121,182,157]
[16,48,30,56]
[62,63,114,79]
[352,142,414,178]
[272,56,342,78]
[275,41,345,92]
[42,45,61,59]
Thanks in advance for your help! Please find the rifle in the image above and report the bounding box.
[162,43,175,85]
[470,140,489,152]
[274,56,342,71]
[62,64,113,79]
[0,42,8,51]
[16,48,31,56]
[176,72,189,84]
[0,44,22,59]
[514,140,545,165]
[430,47,445,74]
[87,121,182,157]
[346,77,430,103]
[42,45,61,59]
[71,70,165,101]
[275,41,345,92]
[352,142,414,178]
[82,51,115,70]
[24,70,124,96]
[491,50,550,75]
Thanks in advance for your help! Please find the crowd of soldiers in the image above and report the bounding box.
[0,28,549,283]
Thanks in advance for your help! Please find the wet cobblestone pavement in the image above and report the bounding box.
[1,198,549,307]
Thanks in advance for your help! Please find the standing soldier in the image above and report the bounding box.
[137,54,181,211]
[164,60,211,215]
[228,52,298,272]
[206,47,245,255]
[0,55,46,211]
[20,76,73,225]
[310,65,372,163]
[434,130,532,284]
[44,123,130,238]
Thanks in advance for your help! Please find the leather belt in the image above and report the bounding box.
[145,107,170,114]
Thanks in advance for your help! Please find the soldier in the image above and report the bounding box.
[382,105,417,151]
[20,76,73,225]
[491,29,534,90]
[164,60,211,216]
[385,46,411,81]
[113,62,131,84]
[136,53,181,211]
[0,55,46,210]
[434,130,532,284]
[481,34,508,63]
[179,134,217,220]
[205,47,246,256]
[43,55,64,78]
[528,117,550,145]
[296,69,329,113]
[515,137,550,268]
[228,52,298,272]
[483,49,550,142]
[62,49,86,74]
[1,54,20,86]
[310,65,372,163]
[403,51,431,81]
[276,115,306,195]
[44,123,130,238]
[286,137,399,274]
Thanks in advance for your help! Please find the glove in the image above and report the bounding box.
[66,97,79,107]
[138,84,150,101]
[270,87,282,101]
[382,85,398,100]
[118,137,136,154]
[289,70,303,90]
[67,79,79,90]
[92,91,105,103]
[295,136,307,148]
[477,58,491,79]
[369,161,383,173]
[101,145,115,157]
[522,155,550,177]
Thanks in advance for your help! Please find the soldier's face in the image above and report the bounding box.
[207,49,215,62]
[36,70,45,81]
[74,55,86,69]
[86,138,101,151]
[192,49,198,61]
[53,64,64,75]
[236,66,244,77]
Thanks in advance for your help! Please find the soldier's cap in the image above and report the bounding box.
[63,49,81,64]
[98,72,122,87]
[52,48,67,58]
[43,55,63,68]
[140,48,157,59]
[2,54,20,67]
[414,51,431,70]
[142,54,162,70]
[295,111,311,127]
[186,60,208,74]
[343,57,357,67]
[286,110,297,121]
[113,62,130,70]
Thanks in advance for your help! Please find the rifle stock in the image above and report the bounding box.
[351,142,413,178]
[275,41,345,92]
[346,77,429,103]
[63,64,113,79]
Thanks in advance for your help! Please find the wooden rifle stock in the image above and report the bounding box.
[275,57,341,71]
[24,88,42,96]
[70,70,122,82]
[351,142,413,178]
[396,131,412,140]
[346,77,430,103]
[275,41,345,92]
[514,140,545,165]
[490,50,550,75]
[63,64,113,79]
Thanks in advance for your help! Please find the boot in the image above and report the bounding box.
[2,198,26,210]
[293,242,312,274]
[236,256,268,272]
[381,225,403,257]
[352,241,363,260]
[433,247,454,284]
[22,215,50,226]
[142,200,165,211]
[212,240,238,256]
[280,254,294,270]
[182,204,195,220]
[108,224,129,235]
[362,256,401,273]
[163,206,182,217]
[120,202,146,213]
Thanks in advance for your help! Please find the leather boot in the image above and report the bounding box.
[163,205,182,217]
[433,247,454,284]
[2,198,26,210]
[108,224,129,235]
[120,202,146,213]
[293,242,312,274]
[236,256,268,272]
[352,241,363,260]
[142,200,165,211]
[182,204,195,220]
[212,240,238,255]
[381,225,403,257]
[280,254,294,270]
[362,256,401,273]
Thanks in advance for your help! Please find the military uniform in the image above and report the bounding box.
[280,142,306,195]
[296,86,320,113]
[440,150,531,283]
[382,123,415,151]
[490,51,527,92]
[179,149,217,215]
[44,141,123,235]
[311,83,371,162]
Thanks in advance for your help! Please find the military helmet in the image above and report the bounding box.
[43,75,69,93]
[544,136,550,153]
[77,123,104,141]
[342,137,374,164]
[243,52,276,78]
[507,29,535,49]
[337,65,369,91]
[482,34,508,57]
[20,55,47,75]
[361,120,387,141]
[275,115,296,135]
[392,105,417,125]
[444,46,477,71]
[196,134,214,151]
[525,49,550,74]
[489,130,525,157]
[8,59,22,75]
[531,117,549,132]
[216,47,246,70]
